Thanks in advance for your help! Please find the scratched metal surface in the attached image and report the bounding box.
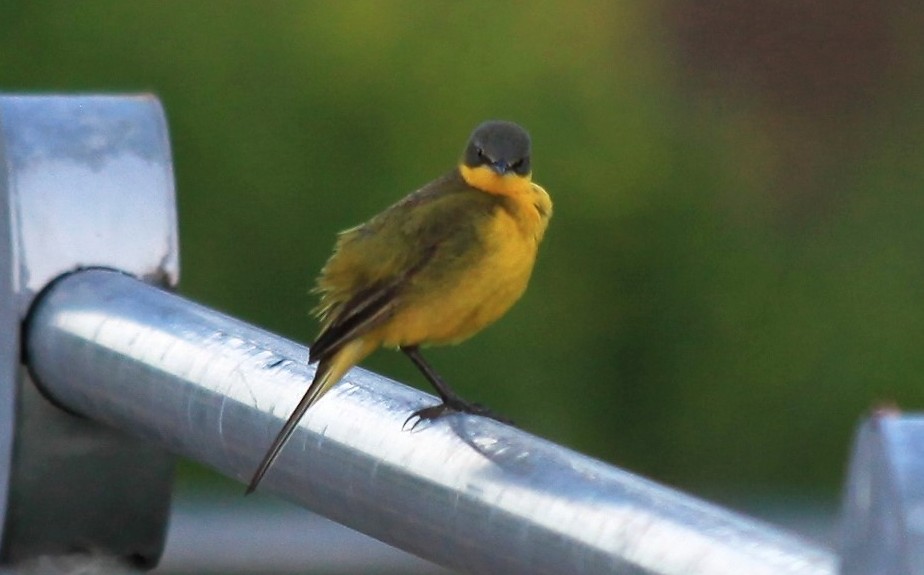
[27,269,836,575]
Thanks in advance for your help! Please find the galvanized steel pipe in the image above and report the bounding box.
[25,268,836,575]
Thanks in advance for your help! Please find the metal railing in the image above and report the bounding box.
[1,93,915,575]
[24,268,836,575]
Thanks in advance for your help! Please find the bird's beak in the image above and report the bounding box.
[489,160,511,175]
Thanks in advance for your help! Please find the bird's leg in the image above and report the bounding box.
[401,345,468,405]
[400,345,511,427]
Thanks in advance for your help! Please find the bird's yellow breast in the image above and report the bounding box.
[459,165,552,239]
[376,174,551,348]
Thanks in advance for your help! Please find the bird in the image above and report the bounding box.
[246,120,552,493]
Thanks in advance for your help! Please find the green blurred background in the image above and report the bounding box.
[3,1,923,509]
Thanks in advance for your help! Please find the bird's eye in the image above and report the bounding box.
[475,147,485,158]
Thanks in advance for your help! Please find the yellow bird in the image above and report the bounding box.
[247,120,552,493]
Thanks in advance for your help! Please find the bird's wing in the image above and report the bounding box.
[308,243,436,364]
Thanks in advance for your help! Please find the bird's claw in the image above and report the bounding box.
[402,399,513,431]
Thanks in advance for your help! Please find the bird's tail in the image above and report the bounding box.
[246,337,375,493]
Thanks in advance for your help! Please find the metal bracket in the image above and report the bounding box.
[0,95,178,569]
[840,412,924,575]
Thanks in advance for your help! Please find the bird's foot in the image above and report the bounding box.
[403,398,512,430]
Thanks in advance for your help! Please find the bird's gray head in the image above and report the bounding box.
[462,120,531,176]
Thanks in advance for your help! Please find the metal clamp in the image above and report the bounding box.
[0,94,178,569]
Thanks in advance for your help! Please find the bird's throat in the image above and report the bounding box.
[459,165,532,197]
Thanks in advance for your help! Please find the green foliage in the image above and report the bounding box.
[3,0,922,498]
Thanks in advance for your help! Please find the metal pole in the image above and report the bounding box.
[26,268,837,575]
